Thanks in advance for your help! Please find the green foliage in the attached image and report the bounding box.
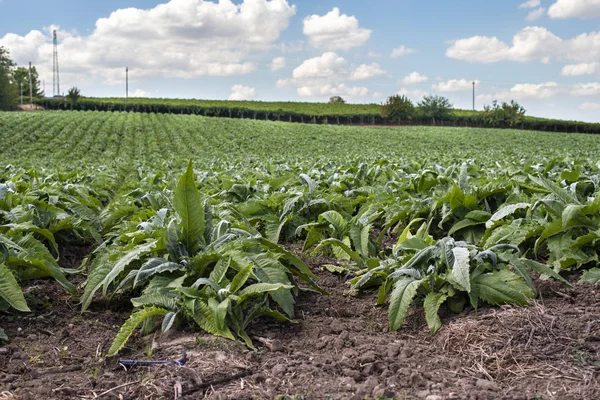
[0,47,18,111]
[67,87,81,105]
[380,95,415,122]
[328,96,346,104]
[417,95,453,124]
[483,100,526,128]
[12,66,44,99]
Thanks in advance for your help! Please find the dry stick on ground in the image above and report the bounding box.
[182,369,253,396]
[92,380,142,399]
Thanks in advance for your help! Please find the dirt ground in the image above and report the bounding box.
[1,248,599,400]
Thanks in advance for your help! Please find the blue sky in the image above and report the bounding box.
[1,0,599,122]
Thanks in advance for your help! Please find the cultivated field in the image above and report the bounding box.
[0,111,599,399]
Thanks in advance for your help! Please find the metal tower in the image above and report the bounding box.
[53,30,60,97]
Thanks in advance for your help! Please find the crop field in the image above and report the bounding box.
[0,110,599,399]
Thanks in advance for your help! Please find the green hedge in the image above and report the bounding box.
[36,98,600,134]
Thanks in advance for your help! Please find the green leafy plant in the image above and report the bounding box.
[82,162,322,355]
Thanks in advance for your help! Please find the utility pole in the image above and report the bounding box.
[53,30,60,97]
[20,83,23,105]
[126,67,129,101]
[472,81,475,111]
[29,62,33,104]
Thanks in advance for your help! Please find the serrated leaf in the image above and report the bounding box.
[102,240,157,295]
[134,258,184,288]
[388,278,423,331]
[470,270,534,308]
[424,292,448,335]
[108,307,168,356]
[579,268,600,285]
[486,203,530,229]
[174,161,205,254]
[448,247,471,293]
[161,311,178,333]
[0,262,30,312]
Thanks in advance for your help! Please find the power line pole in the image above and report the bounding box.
[126,67,129,101]
[20,83,23,105]
[472,81,475,111]
[53,30,60,97]
[29,62,33,104]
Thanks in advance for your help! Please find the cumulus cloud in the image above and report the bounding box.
[562,62,600,76]
[349,63,386,80]
[519,0,541,8]
[396,88,428,100]
[477,82,600,103]
[278,52,369,98]
[401,72,428,84]
[270,57,286,71]
[433,79,479,92]
[548,0,600,19]
[447,26,600,63]
[297,84,368,97]
[228,84,256,100]
[303,7,371,50]
[293,52,347,79]
[580,102,600,110]
[0,0,296,88]
[129,89,149,97]
[526,7,546,21]
[391,45,415,58]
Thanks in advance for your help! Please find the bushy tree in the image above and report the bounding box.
[483,100,526,128]
[328,96,346,104]
[0,47,18,110]
[418,95,453,125]
[381,95,415,123]
[67,87,81,109]
[13,66,44,100]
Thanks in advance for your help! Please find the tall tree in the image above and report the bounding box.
[13,66,44,99]
[0,47,18,110]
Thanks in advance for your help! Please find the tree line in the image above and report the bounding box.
[0,47,44,110]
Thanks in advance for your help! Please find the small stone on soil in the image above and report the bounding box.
[271,363,287,377]
[476,378,499,391]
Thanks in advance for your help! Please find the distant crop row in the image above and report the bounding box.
[36,97,600,134]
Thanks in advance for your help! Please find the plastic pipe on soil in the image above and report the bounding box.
[119,352,187,368]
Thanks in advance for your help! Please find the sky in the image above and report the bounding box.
[1,0,599,122]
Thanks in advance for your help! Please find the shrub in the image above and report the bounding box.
[381,95,415,123]
[328,96,346,104]
[483,100,526,128]
[418,95,453,124]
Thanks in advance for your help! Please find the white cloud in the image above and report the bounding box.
[129,89,149,97]
[270,57,286,71]
[396,88,428,100]
[401,72,428,84]
[548,0,600,19]
[391,45,415,58]
[228,84,256,100]
[303,7,371,50]
[293,52,347,79]
[276,78,297,88]
[0,0,296,87]
[519,0,541,8]
[349,63,386,80]
[433,79,479,92]
[447,27,600,63]
[297,83,368,97]
[562,62,600,76]
[477,82,600,103]
[570,82,600,96]
[368,51,382,58]
[526,7,546,21]
[580,102,600,110]
[372,92,385,99]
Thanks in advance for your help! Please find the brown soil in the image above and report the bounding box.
[1,251,598,400]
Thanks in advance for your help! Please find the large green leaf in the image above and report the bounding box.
[424,292,448,335]
[0,262,30,312]
[470,270,534,308]
[448,247,471,293]
[134,258,184,288]
[485,203,530,229]
[579,268,600,285]
[388,277,423,331]
[173,161,205,254]
[102,240,157,294]
[108,307,168,356]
